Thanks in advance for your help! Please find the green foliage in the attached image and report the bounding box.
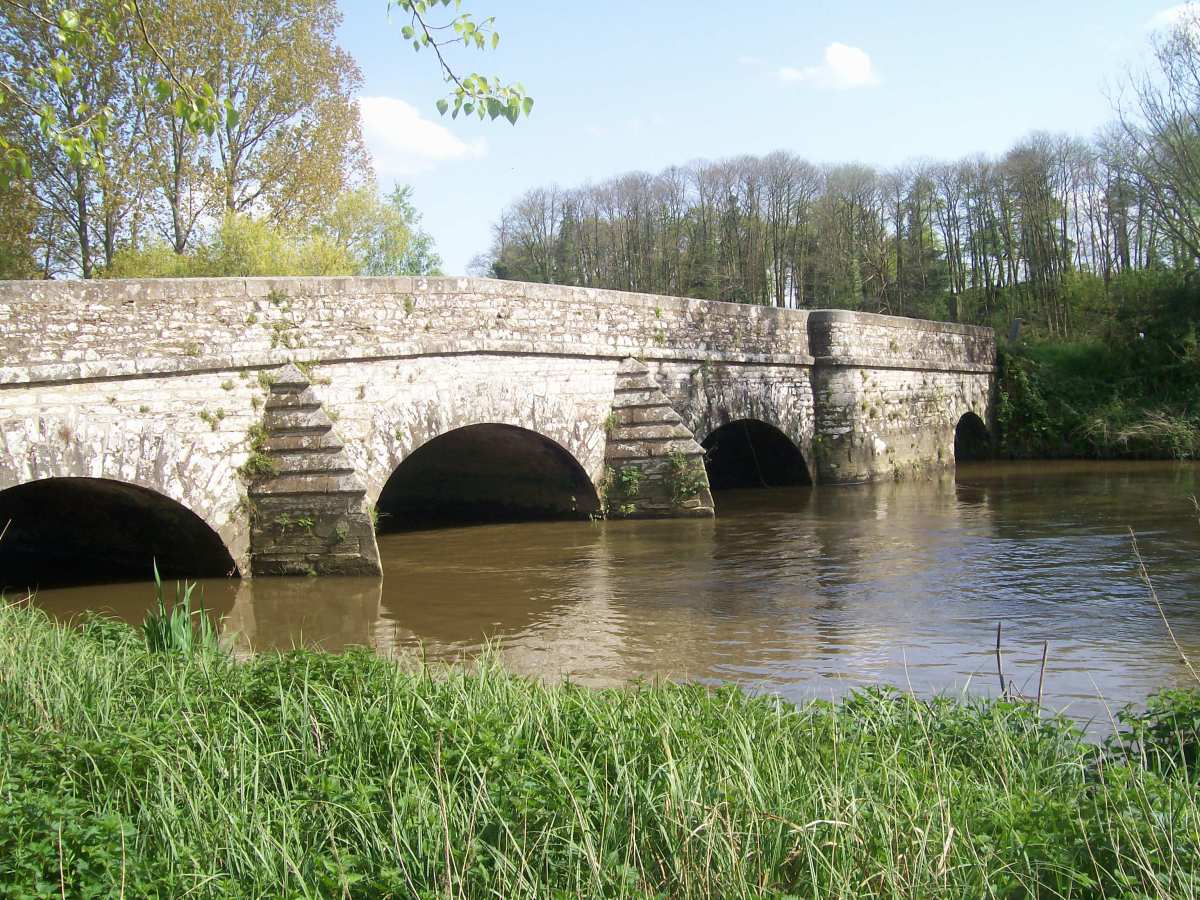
[1,603,1199,897]
[318,184,442,276]
[997,340,1200,459]
[383,185,443,275]
[996,269,1200,459]
[105,214,353,278]
[0,1,227,190]
[598,464,640,517]
[392,1,532,123]
[1,1,529,196]
[197,407,224,430]
[1110,689,1200,777]
[667,451,708,504]
[238,423,277,480]
[104,185,443,279]
[141,563,220,654]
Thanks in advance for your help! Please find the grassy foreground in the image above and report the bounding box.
[1,603,1199,898]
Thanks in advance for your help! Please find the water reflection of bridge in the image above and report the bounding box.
[216,475,1008,688]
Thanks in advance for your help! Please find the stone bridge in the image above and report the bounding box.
[0,276,995,582]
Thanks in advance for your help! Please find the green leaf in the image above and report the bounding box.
[436,98,449,115]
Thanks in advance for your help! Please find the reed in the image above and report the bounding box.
[140,562,220,654]
[0,601,1197,898]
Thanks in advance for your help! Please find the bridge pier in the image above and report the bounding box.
[601,358,714,518]
[808,311,995,483]
[246,364,381,576]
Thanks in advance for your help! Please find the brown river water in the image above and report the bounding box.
[25,461,1200,724]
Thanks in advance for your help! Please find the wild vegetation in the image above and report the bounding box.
[0,599,1197,898]
[996,268,1200,459]
[0,0,525,279]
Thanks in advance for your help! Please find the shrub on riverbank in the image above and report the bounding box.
[996,269,1200,460]
[997,339,1200,459]
[1,602,1198,898]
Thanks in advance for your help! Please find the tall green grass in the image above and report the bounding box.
[140,562,219,654]
[0,601,1198,898]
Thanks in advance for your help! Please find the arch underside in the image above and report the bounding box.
[954,411,991,462]
[701,419,812,490]
[0,477,237,589]
[0,415,248,575]
[375,423,600,530]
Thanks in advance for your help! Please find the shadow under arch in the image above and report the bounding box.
[0,477,238,590]
[701,419,812,491]
[375,423,599,531]
[954,411,991,463]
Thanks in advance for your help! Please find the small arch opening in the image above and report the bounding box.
[0,477,238,590]
[700,419,812,491]
[954,412,992,463]
[376,423,599,531]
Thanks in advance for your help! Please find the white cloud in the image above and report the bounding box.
[357,96,487,176]
[1147,3,1200,30]
[778,42,880,90]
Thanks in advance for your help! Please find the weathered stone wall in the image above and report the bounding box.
[0,276,813,386]
[0,276,995,575]
[806,310,995,483]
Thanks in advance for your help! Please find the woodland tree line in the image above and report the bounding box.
[479,16,1200,340]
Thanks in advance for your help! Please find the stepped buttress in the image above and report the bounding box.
[247,364,381,575]
[602,358,715,518]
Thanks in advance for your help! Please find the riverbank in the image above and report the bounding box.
[1,603,1197,897]
[997,341,1200,459]
[995,270,1200,460]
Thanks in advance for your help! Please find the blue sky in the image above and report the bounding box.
[337,0,1184,274]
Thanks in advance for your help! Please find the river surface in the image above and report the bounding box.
[26,461,1200,724]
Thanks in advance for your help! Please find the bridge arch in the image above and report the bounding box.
[0,477,238,589]
[700,419,812,491]
[953,411,992,463]
[373,423,599,529]
[359,379,610,514]
[0,416,247,577]
[672,363,814,477]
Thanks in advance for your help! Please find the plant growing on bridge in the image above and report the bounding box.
[667,451,707,505]
[198,408,226,430]
[599,464,641,517]
[273,512,315,536]
[238,424,278,480]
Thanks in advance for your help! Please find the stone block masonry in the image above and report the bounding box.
[0,277,995,576]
